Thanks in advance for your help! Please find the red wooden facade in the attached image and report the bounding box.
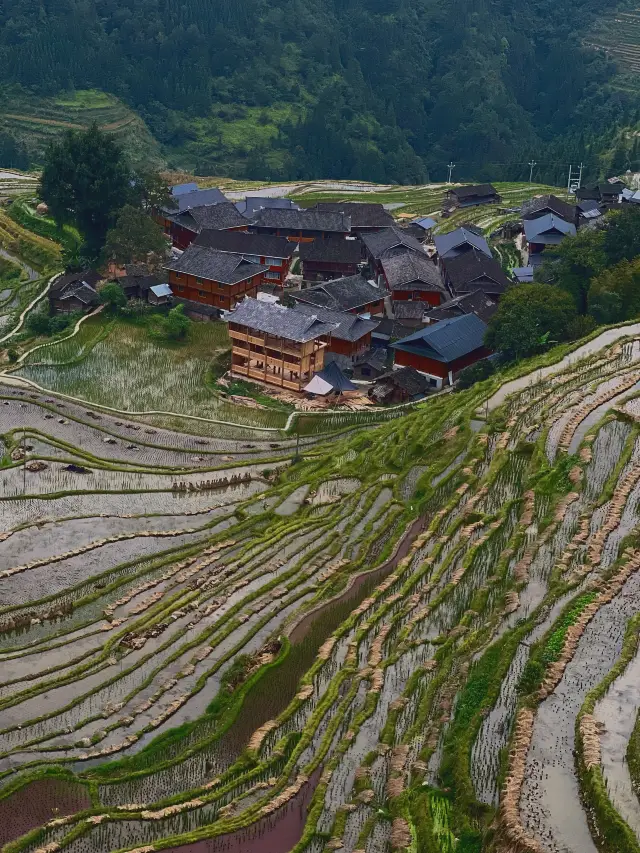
[167,270,262,311]
[391,289,442,305]
[394,346,491,381]
[327,332,373,359]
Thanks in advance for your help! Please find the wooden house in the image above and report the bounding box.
[193,230,294,287]
[379,250,447,305]
[165,246,267,313]
[167,202,249,250]
[523,214,576,258]
[521,194,577,225]
[368,367,431,404]
[443,184,500,214]
[434,226,492,263]
[299,237,362,281]
[49,270,102,314]
[155,186,227,240]
[292,302,379,362]
[291,274,385,316]
[249,208,350,242]
[392,313,490,389]
[312,202,394,233]
[361,227,426,285]
[440,249,511,298]
[226,297,336,391]
[424,290,498,325]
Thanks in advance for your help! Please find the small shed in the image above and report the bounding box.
[149,283,173,305]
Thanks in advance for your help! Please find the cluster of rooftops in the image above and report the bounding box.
[51,178,630,398]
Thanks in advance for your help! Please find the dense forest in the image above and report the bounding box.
[0,0,635,181]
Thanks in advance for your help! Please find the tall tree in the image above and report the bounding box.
[536,229,606,314]
[485,283,577,361]
[103,205,168,269]
[40,125,131,255]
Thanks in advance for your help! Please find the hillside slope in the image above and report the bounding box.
[0,0,632,182]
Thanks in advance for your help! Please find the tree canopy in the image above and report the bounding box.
[40,125,131,255]
[104,205,168,269]
[485,283,577,360]
[0,0,633,182]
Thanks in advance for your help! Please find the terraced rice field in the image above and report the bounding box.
[4,321,640,852]
[587,8,640,77]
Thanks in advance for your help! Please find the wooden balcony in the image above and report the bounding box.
[231,363,303,391]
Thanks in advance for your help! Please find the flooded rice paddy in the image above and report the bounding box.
[5,330,640,852]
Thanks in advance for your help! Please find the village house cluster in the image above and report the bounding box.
[51,178,629,402]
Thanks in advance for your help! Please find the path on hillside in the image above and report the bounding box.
[487,322,640,411]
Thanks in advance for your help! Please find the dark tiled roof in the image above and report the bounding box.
[374,367,431,396]
[236,197,299,216]
[51,269,102,296]
[381,251,445,292]
[227,297,337,342]
[393,301,426,320]
[172,296,220,317]
[165,187,227,213]
[186,202,248,231]
[393,313,488,363]
[299,237,362,264]
[166,246,267,284]
[449,184,498,200]
[316,361,358,391]
[291,275,384,312]
[522,194,576,222]
[250,208,351,233]
[443,250,511,294]
[361,227,425,260]
[193,230,294,259]
[292,301,379,342]
[434,228,492,260]
[371,318,416,341]
[314,202,394,228]
[523,215,576,243]
[424,290,498,324]
[59,282,99,305]
[118,273,161,293]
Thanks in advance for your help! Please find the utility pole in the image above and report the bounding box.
[528,159,537,184]
[447,162,455,184]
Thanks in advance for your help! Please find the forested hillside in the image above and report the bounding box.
[0,0,634,181]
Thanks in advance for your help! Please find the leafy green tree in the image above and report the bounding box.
[603,206,640,266]
[99,282,127,311]
[485,283,577,361]
[536,228,606,314]
[40,125,131,255]
[588,257,640,324]
[161,304,191,340]
[130,171,175,213]
[103,205,168,269]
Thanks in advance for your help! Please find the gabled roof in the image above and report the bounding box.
[292,301,379,342]
[250,208,351,233]
[314,202,394,229]
[577,198,603,214]
[392,313,488,363]
[381,251,446,293]
[424,290,498,324]
[442,249,511,295]
[523,214,576,243]
[412,216,438,230]
[51,270,102,297]
[291,275,383,312]
[59,281,99,305]
[361,226,426,260]
[299,237,362,265]
[393,301,426,321]
[165,245,267,284]
[316,361,358,391]
[236,197,299,216]
[172,182,199,197]
[449,184,498,199]
[434,227,492,260]
[227,297,337,342]
[193,230,294,259]
[150,283,173,298]
[513,266,534,283]
[374,366,431,396]
[165,187,227,213]
[172,202,248,233]
[522,194,576,222]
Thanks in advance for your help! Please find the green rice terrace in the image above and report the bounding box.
[6,175,640,852]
